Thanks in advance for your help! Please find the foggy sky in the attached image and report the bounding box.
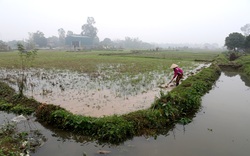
[0,0,249,46]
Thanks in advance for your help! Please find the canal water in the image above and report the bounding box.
[1,71,250,156]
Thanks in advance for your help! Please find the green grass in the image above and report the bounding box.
[103,50,221,61]
[235,54,250,76]
[0,50,221,74]
[214,52,250,76]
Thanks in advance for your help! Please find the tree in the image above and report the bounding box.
[225,32,245,52]
[81,17,98,38]
[241,24,250,36]
[29,31,47,47]
[58,28,65,46]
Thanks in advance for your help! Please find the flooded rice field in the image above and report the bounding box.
[0,63,204,117]
[1,69,249,156]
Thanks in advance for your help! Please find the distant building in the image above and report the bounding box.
[65,35,94,50]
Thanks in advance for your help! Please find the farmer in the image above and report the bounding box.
[168,63,183,86]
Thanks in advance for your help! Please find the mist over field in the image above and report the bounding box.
[0,0,250,49]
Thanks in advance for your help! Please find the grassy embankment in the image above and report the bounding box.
[214,52,250,76]
[235,54,250,76]
[0,50,222,146]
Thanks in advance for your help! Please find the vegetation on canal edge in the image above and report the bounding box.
[235,54,250,76]
[0,81,40,115]
[215,52,250,76]
[0,122,23,156]
[0,114,45,156]
[152,63,221,115]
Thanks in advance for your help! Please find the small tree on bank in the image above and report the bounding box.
[17,43,37,97]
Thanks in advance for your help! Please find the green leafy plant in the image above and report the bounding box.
[0,101,13,111]
[178,117,192,125]
[10,104,34,115]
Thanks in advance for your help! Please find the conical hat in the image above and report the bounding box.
[170,64,178,69]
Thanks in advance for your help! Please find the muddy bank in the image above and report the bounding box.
[218,64,242,69]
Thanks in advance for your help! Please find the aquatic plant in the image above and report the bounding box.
[0,115,44,156]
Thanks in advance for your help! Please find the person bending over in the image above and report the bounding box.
[168,63,183,86]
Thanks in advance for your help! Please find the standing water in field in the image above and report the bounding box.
[0,63,204,117]
[1,70,250,156]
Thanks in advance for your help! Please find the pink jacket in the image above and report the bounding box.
[173,67,183,79]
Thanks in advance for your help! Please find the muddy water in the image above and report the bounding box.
[0,68,169,117]
[0,63,204,117]
[1,70,250,156]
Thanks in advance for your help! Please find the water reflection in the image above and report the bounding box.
[223,69,250,87]
[240,74,250,87]
[219,65,250,87]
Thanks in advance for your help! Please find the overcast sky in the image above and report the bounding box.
[0,0,249,46]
